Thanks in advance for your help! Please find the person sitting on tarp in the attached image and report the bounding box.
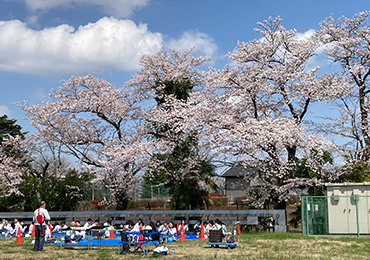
[132,219,143,232]
[64,221,83,243]
[214,219,228,234]
[25,221,34,237]
[193,219,202,234]
[15,219,27,237]
[52,221,61,234]
[102,219,114,237]
[0,219,12,236]
[178,219,189,234]
[166,221,177,241]
[83,218,94,228]
[158,221,169,236]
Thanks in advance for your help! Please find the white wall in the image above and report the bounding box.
[326,183,370,234]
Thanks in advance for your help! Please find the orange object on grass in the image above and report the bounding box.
[199,222,205,239]
[180,224,185,242]
[109,224,115,238]
[31,224,35,237]
[16,227,22,245]
[48,222,53,237]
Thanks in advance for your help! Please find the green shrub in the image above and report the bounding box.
[127,201,136,208]
[215,201,223,207]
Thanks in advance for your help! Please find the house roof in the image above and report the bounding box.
[221,166,260,178]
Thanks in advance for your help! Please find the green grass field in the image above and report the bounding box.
[1,232,370,259]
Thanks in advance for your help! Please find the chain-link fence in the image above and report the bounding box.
[302,195,370,236]
[301,196,329,235]
[141,184,170,200]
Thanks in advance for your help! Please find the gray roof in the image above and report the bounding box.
[221,166,260,178]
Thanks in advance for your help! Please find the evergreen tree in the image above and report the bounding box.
[338,160,370,183]
[0,115,25,142]
[145,130,217,209]
[144,77,217,209]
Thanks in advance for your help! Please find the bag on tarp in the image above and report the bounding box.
[153,246,168,255]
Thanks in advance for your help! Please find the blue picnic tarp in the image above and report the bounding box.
[55,239,122,246]
[54,233,198,247]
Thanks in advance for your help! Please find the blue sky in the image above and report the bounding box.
[0,0,369,133]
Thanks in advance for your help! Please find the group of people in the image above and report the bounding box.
[193,219,228,238]
[2,200,231,252]
[1,201,53,251]
[0,218,27,237]
[0,218,92,239]
[31,201,106,250]
[154,219,185,239]
[1,216,228,241]
[117,218,191,242]
[136,218,228,240]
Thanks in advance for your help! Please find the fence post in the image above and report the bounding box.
[301,196,305,235]
[325,196,329,235]
[306,196,310,235]
[355,195,360,237]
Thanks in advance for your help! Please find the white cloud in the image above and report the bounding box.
[166,30,217,57]
[296,29,333,71]
[296,29,316,41]
[25,15,39,26]
[32,88,47,99]
[0,105,13,116]
[306,48,332,71]
[24,0,149,18]
[0,17,163,75]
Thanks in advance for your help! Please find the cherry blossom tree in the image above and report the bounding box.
[0,115,27,199]
[17,17,351,210]
[0,135,27,197]
[0,127,95,211]
[128,49,218,209]
[319,11,370,161]
[158,18,340,208]
[18,50,215,209]
[19,74,166,209]
[210,18,341,207]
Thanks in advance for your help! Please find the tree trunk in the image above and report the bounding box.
[359,86,370,161]
[275,200,287,210]
[115,196,129,210]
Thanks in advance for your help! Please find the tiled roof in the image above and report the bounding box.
[221,166,260,177]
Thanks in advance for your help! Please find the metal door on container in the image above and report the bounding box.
[328,192,348,234]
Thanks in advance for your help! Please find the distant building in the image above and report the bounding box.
[221,166,265,198]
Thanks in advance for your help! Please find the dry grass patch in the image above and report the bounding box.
[1,233,370,259]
